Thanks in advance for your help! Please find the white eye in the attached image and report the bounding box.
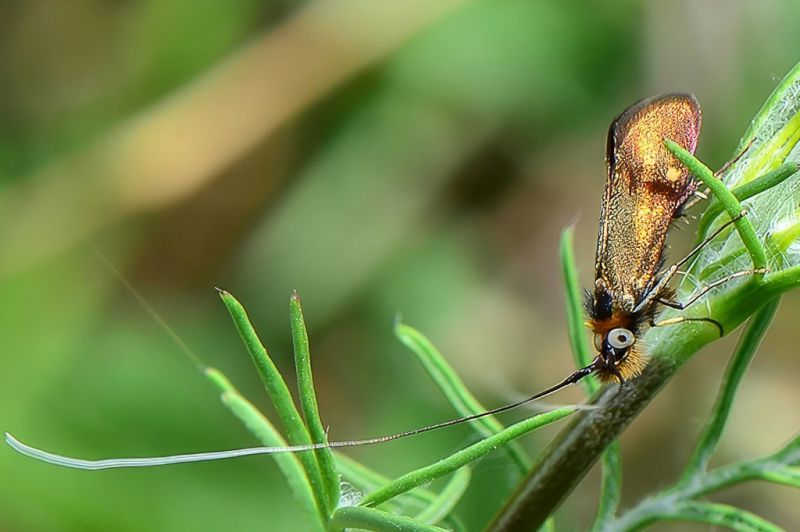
[608,327,635,349]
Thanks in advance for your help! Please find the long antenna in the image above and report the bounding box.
[5,361,598,470]
[85,241,206,371]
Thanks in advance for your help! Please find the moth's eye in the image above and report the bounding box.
[607,327,635,349]
[593,333,604,351]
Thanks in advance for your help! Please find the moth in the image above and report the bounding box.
[587,93,705,382]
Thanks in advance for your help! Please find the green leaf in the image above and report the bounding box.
[331,506,446,532]
[737,60,800,165]
[395,322,530,473]
[760,467,800,489]
[414,466,471,525]
[290,292,340,509]
[589,442,622,531]
[217,290,330,516]
[678,298,780,485]
[360,406,576,507]
[539,517,556,532]
[687,60,800,290]
[559,226,596,391]
[204,368,325,529]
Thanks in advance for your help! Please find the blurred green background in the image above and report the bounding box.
[1,1,798,530]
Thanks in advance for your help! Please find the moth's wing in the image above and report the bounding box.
[595,94,701,305]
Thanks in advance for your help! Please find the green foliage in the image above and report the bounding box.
[9,60,800,529]
[213,290,576,530]
[205,368,323,529]
[218,289,331,518]
[4,4,800,531]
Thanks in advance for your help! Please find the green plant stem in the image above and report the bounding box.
[360,406,576,508]
[696,162,799,239]
[559,227,595,388]
[665,141,767,272]
[612,500,781,532]
[205,368,325,529]
[331,506,446,532]
[607,450,797,531]
[290,292,340,509]
[395,323,531,473]
[681,445,800,497]
[590,443,622,531]
[763,263,800,294]
[678,299,780,485]
[217,290,329,516]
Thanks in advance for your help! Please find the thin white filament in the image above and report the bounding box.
[4,432,328,470]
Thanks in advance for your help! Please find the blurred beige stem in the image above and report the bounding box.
[0,0,469,275]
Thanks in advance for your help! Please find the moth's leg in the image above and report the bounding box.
[672,211,746,270]
[714,137,756,177]
[677,136,751,212]
[655,268,767,311]
[649,315,724,337]
[634,212,745,313]
[607,363,625,384]
[681,188,710,212]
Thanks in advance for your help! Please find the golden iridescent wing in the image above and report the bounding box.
[594,94,701,308]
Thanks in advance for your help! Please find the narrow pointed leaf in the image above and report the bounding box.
[414,466,471,525]
[678,298,780,485]
[205,368,324,529]
[290,292,340,509]
[217,290,329,515]
[361,406,576,507]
